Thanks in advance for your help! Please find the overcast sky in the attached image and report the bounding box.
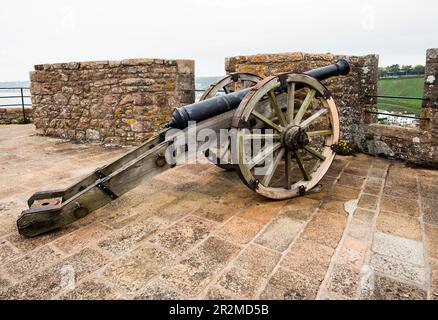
[1,0,437,81]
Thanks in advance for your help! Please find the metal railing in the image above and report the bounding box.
[365,94,430,122]
[364,110,430,121]
[0,87,31,123]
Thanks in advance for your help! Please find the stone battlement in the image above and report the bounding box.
[225,50,437,167]
[29,58,195,145]
[0,107,32,125]
[225,51,379,144]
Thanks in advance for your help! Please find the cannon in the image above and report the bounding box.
[17,60,350,237]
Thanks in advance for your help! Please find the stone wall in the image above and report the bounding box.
[0,107,32,125]
[364,124,436,166]
[420,48,438,135]
[30,58,195,145]
[225,52,379,145]
[363,49,438,166]
[225,51,438,167]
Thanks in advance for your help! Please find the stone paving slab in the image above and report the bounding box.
[260,267,320,300]
[372,232,424,266]
[0,124,437,300]
[370,253,426,286]
[281,238,334,282]
[361,274,427,300]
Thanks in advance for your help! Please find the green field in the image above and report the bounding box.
[377,76,424,116]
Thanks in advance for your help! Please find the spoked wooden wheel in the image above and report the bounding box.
[200,72,262,100]
[231,73,340,200]
[201,72,262,170]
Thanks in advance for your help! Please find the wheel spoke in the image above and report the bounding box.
[286,83,295,123]
[285,150,292,189]
[300,108,328,129]
[252,111,284,132]
[307,130,332,137]
[249,142,281,170]
[294,89,316,125]
[303,146,326,161]
[293,150,311,181]
[262,148,285,186]
[244,133,281,140]
[218,138,230,163]
[234,72,340,198]
[268,91,287,127]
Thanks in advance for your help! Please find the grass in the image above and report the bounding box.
[377,76,424,116]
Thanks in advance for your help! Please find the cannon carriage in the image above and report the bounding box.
[17,60,350,237]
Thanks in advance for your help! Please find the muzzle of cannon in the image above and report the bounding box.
[16,60,351,237]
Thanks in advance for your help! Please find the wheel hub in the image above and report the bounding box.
[281,125,309,150]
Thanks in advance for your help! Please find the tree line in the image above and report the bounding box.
[378,64,425,78]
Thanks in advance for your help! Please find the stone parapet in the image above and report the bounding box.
[0,107,32,124]
[225,52,379,145]
[30,58,195,145]
[420,48,438,137]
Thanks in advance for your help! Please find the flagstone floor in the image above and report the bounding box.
[0,124,437,300]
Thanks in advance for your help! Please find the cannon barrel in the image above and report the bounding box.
[169,59,350,129]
